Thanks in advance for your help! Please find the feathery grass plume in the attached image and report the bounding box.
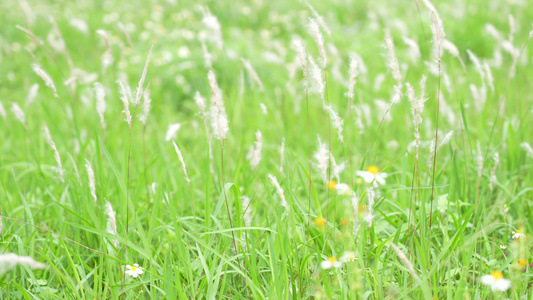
[291,38,308,91]
[43,123,64,183]
[139,85,151,125]
[508,14,516,43]
[324,105,344,143]
[26,83,39,106]
[0,253,47,275]
[94,82,106,129]
[308,56,325,106]
[207,70,229,140]
[240,58,264,92]
[485,24,502,41]
[96,29,113,70]
[304,1,331,36]
[469,83,487,113]
[241,196,252,227]
[134,46,153,106]
[117,80,132,129]
[407,76,427,160]
[11,102,26,128]
[422,0,445,60]
[390,243,420,282]
[483,62,495,93]
[267,174,288,213]
[345,54,359,101]
[259,103,268,115]
[165,123,181,142]
[117,22,133,48]
[308,18,327,67]
[0,101,5,119]
[314,137,329,184]
[521,142,533,157]
[194,91,214,170]
[466,50,486,82]
[364,187,376,227]
[33,64,58,99]
[489,152,499,190]
[351,194,360,238]
[247,130,262,170]
[172,141,190,184]
[280,138,285,173]
[85,159,97,204]
[104,200,119,248]
[443,40,466,71]
[201,8,223,49]
[330,153,345,183]
[201,40,212,69]
[403,36,421,64]
[16,25,44,45]
[384,29,402,105]
[427,131,453,170]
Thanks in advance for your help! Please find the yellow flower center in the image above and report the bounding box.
[315,217,327,227]
[518,258,527,267]
[516,230,521,234]
[327,181,337,190]
[490,271,503,280]
[131,266,137,271]
[340,217,348,226]
[328,257,337,263]
[367,166,379,174]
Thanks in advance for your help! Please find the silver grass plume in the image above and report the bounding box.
[304,1,331,36]
[390,243,420,282]
[314,137,329,184]
[407,76,427,160]
[291,38,308,92]
[195,91,214,171]
[85,159,97,204]
[11,103,26,128]
[403,36,421,64]
[207,70,229,140]
[201,40,212,69]
[139,85,151,125]
[94,82,106,129]
[104,200,119,248]
[324,105,344,143]
[43,123,64,183]
[16,25,44,45]
[0,253,47,275]
[117,80,132,128]
[26,83,39,106]
[268,174,288,213]
[345,54,359,101]
[308,18,327,67]
[384,30,402,105]
[241,58,264,92]
[241,196,252,227]
[351,194,360,239]
[483,62,494,93]
[134,46,153,106]
[172,141,190,184]
[521,142,533,158]
[364,187,376,227]
[201,8,223,49]
[427,131,453,170]
[443,40,466,71]
[96,29,113,70]
[308,56,325,106]
[165,123,181,141]
[422,0,445,61]
[247,130,262,170]
[33,64,58,99]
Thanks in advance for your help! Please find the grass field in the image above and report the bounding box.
[1,0,533,298]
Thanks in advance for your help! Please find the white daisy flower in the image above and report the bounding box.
[355,166,387,187]
[320,257,343,269]
[512,230,526,239]
[499,245,507,250]
[340,251,357,262]
[125,263,144,278]
[327,181,353,196]
[480,271,511,292]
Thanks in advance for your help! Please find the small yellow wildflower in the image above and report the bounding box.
[518,258,527,267]
[367,166,380,174]
[315,217,327,227]
[340,217,348,227]
[327,181,337,190]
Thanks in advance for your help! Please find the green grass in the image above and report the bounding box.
[1,0,533,299]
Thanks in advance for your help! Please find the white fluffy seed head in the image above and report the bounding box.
[94,82,106,129]
[489,152,499,190]
[0,253,47,275]
[268,174,288,213]
[26,83,39,106]
[207,71,229,140]
[43,123,64,183]
[384,29,401,85]
[291,38,308,91]
[521,142,533,158]
[104,200,119,248]
[403,36,421,63]
[390,243,420,282]
[345,54,359,100]
[314,137,329,184]
[165,123,181,142]
[172,141,190,184]
[139,85,151,125]
[32,64,58,99]
[10,103,26,127]
[308,18,327,67]
[241,196,252,227]
[134,46,153,106]
[117,80,131,128]
[324,105,344,143]
[241,58,264,92]
[85,159,97,204]
[247,130,262,170]
[194,91,207,114]
[308,56,325,106]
